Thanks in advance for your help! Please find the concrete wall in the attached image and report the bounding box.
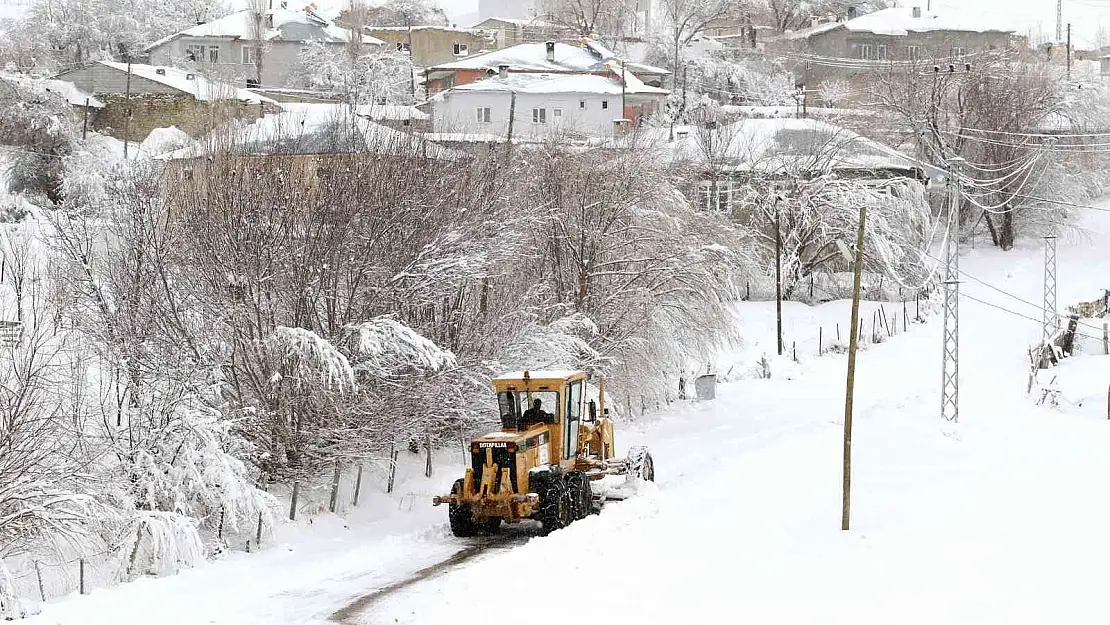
[148,37,344,88]
[366,27,493,66]
[778,27,1017,102]
[432,88,663,138]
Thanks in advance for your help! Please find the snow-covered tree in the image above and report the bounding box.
[299,42,413,105]
[367,0,447,27]
[0,77,78,205]
[763,0,890,33]
[657,0,746,77]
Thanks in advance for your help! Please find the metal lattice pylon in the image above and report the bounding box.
[1042,235,1058,344]
[941,158,964,423]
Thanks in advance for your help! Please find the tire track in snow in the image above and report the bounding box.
[329,528,535,624]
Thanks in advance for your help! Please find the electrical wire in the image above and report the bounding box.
[960,292,1107,344]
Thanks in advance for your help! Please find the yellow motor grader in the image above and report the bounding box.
[432,370,654,536]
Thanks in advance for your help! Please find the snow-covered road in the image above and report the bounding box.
[22,205,1110,625]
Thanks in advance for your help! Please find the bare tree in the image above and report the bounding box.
[872,53,1063,250]
[658,0,745,79]
[763,0,889,33]
[542,0,634,41]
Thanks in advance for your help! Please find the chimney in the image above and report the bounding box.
[498,64,509,79]
[545,40,555,62]
[912,6,922,18]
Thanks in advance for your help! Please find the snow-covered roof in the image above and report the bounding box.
[160,103,460,160]
[430,40,670,77]
[42,79,103,108]
[354,103,429,121]
[492,370,585,382]
[845,6,1014,36]
[775,7,1014,41]
[631,118,942,177]
[145,8,383,51]
[88,61,276,104]
[473,17,560,28]
[448,70,668,96]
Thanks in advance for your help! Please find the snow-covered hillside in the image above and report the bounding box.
[16,200,1110,625]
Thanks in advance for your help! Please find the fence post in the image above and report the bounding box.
[871,312,877,341]
[425,430,433,478]
[79,559,86,595]
[859,318,864,342]
[1103,322,1108,355]
[217,508,225,541]
[256,512,263,547]
[836,323,840,341]
[387,444,398,494]
[34,561,45,602]
[1106,383,1109,420]
[819,326,823,355]
[792,341,797,362]
[289,481,299,521]
[746,281,750,300]
[329,459,342,513]
[903,299,908,330]
[353,463,364,507]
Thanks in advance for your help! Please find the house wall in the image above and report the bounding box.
[148,37,344,88]
[432,89,663,138]
[366,28,492,66]
[785,27,1016,102]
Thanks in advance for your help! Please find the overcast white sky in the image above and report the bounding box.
[432,0,1110,48]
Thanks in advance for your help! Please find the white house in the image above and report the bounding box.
[430,67,668,139]
[145,7,383,89]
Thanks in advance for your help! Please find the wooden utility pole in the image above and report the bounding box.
[775,196,784,355]
[123,57,132,159]
[505,90,517,161]
[82,98,89,140]
[620,60,627,119]
[842,205,867,531]
[1066,23,1072,80]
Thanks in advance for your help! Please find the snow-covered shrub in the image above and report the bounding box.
[0,76,78,204]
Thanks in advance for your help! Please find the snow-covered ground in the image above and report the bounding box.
[20,204,1110,624]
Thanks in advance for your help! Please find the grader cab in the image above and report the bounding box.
[432,370,654,536]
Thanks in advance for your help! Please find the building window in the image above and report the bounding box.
[208,47,219,63]
[698,180,734,212]
[906,45,920,60]
[876,44,888,61]
[856,43,874,60]
[579,100,586,109]
[453,42,468,56]
[242,46,257,65]
[602,100,609,109]
[476,107,491,123]
[532,108,546,124]
[185,44,205,62]
[553,108,562,118]
[951,46,966,59]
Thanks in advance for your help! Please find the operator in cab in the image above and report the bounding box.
[521,398,550,424]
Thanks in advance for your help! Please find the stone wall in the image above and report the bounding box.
[92,94,273,142]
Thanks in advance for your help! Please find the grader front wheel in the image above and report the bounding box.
[448,479,480,537]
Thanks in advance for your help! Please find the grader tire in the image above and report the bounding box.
[627,446,655,482]
[540,478,575,535]
[448,479,480,538]
[567,472,594,520]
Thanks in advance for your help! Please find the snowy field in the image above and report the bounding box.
[19,204,1110,624]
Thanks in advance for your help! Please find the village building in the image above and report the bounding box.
[766,6,1017,102]
[424,39,669,94]
[145,7,383,90]
[429,65,667,139]
[364,25,495,67]
[53,61,278,142]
